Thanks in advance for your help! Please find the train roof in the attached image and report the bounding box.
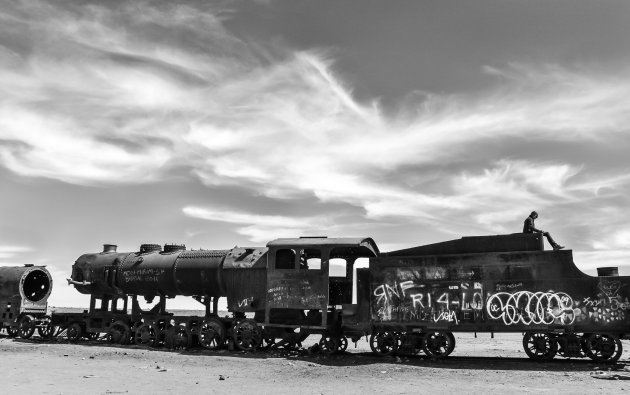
[267,237,380,256]
[382,233,545,256]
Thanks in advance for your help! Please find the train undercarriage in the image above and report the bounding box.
[3,309,625,363]
[365,329,624,363]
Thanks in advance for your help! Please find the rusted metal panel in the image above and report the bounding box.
[118,249,229,297]
[222,247,267,269]
[384,233,544,257]
[70,251,131,296]
[369,248,630,333]
[266,270,327,309]
[171,250,228,296]
[267,237,380,256]
[224,267,267,311]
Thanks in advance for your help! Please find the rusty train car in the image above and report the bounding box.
[1,233,628,362]
[360,233,628,362]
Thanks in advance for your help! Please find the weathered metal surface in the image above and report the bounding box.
[267,237,380,256]
[0,265,52,325]
[70,247,232,298]
[70,249,131,296]
[264,237,379,327]
[266,270,327,309]
[222,247,267,269]
[171,250,230,296]
[224,267,267,311]
[367,235,630,334]
[383,233,544,257]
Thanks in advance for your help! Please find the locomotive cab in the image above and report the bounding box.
[264,237,379,329]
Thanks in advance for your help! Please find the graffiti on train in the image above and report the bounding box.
[486,281,630,326]
[572,279,629,323]
[485,291,575,325]
[371,279,484,323]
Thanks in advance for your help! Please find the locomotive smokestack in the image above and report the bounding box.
[597,267,619,276]
[139,244,162,253]
[103,244,118,253]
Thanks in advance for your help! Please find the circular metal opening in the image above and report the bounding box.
[23,269,51,302]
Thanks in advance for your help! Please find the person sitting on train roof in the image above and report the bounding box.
[523,211,565,250]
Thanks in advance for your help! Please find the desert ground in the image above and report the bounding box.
[1,332,630,394]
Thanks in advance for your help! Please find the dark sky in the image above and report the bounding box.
[226,0,630,103]
[1,0,630,306]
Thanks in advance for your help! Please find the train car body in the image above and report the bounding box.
[352,233,628,361]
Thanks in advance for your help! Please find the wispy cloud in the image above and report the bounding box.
[183,206,337,242]
[2,1,630,262]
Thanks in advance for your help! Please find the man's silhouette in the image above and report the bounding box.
[523,211,565,250]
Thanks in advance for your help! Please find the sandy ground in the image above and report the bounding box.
[2,333,630,394]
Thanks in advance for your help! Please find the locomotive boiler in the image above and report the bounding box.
[69,243,264,301]
[0,264,53,338]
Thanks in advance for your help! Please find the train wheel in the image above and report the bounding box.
[337,336,349,353]
[37,316,54,339]
[18,315,35,339]
[422,332,455,358]
[134,324,156,346]
[66,322,83,342]
[522,332,557,361]
[232,319,262,351]
[582,333,623,363]
[107,321,130,345]
[369,331,399,356]
[166,325,191,350]
[318,335,340,354]
[7,325,18,337]
[198,318,225,350]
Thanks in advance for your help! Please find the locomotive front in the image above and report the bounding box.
[0,264,53,336]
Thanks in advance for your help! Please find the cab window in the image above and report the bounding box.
[299,248,321,270]
[275,249,295,269]
[329,258,347,277]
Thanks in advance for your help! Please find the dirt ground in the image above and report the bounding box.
[2,333,630,394]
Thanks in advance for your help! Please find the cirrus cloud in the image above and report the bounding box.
[2,1,630,272]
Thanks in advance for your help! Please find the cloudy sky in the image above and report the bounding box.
[2,0,630,307]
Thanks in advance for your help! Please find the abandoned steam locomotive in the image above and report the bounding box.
[0,264,52,338]
[1,233,628,362]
